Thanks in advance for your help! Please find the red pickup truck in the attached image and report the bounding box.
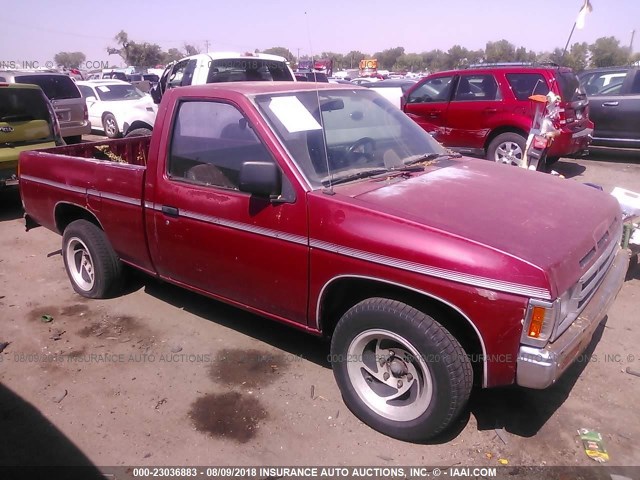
[19,82,629,442]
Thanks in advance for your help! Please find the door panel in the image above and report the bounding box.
[149,100,309,324]
[404,75,454,144]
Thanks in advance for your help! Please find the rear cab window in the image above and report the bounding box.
[0,88,55,145]
[15,74,81,100]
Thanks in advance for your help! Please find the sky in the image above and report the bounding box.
[2,0,639,68]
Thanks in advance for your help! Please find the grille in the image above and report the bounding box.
[554,219,621,339]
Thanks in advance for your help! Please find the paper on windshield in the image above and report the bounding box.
[268,96,322,133]
[97,86,111,92]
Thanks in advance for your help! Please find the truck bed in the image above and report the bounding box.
[19,136,155,272]
[38,136,151,166]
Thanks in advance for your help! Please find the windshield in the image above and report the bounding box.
[207,59,294,82]
[255,89,446,188]
[94,84,145,101]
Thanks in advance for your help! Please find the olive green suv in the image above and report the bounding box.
[0,83,64,187]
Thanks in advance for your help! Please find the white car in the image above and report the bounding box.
[76,80,157,138]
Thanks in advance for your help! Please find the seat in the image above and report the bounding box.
[220,120,256,141]
[481,77,498,100]
[185,164,236,189]
[456,77,475,100]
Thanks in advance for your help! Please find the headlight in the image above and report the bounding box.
[521,299,560,347]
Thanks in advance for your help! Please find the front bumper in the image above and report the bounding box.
[516,247,629,389]
[60,120,91,138]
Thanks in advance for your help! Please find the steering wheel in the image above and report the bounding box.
[347,137,376,164]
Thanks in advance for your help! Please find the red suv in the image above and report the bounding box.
[402,64,593,164]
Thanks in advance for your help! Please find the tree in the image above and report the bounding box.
[632,52,640,65]
[485,40,516,63]
[261,47,295,62]
[184,44,200,56]
[107,30,164,68]
[373,47,405,70]
[589,36,630,67]
[394,53,425,72]
[566,42,590,71]
[420,50,448,73]
[344,51,367,69]
[514,47,537,63]
[54,51,86,69]
[164,48,183,64]
[444,45,471,69]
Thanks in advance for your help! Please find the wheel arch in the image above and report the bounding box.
[54,202,103,234]
[124,121,153,136]
[316,275,487,387]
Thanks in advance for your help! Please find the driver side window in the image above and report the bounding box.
[407,76,454,103]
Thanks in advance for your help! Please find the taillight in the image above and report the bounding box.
[83,103,88,121]
[532,135,548,149]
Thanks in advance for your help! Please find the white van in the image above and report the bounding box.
[151,52,296,103]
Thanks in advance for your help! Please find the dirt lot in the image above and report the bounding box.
[1,149,640,471]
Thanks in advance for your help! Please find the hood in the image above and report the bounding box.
[333,157,622,297]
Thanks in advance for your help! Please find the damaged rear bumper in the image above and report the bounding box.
[516,247,629,389]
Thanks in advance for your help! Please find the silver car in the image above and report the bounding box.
[0,71,91,143]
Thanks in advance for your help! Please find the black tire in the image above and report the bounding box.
[102,113,121,139]
[125,128,152,138]
[487,132,526,166]
[63,135,82,144]
[330,298,473,442]
[62,220,123,298]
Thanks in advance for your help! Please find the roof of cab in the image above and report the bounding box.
[169,81,360,97]
[0,82,44,90]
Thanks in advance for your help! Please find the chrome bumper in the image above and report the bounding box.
[516,247,629,389]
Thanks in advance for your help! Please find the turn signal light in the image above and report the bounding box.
[528,306,546,338]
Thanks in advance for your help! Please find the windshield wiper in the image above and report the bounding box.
[403,152,462,166]
[322,167,389,186]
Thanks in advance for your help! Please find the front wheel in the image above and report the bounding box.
[102,113,121,139]
[125,128,152,138]
[62,220,123,298]
[330,298,473,442]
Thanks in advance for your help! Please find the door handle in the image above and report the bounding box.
[428,111,441,118]
[484,108,498,113]
[602,101,619,107]
[161,205,179,217]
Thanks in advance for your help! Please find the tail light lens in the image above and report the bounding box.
[83,103,88,121]
[532,135,548,149]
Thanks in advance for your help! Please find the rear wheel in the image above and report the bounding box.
[62,220,123,298]
[330,298,473,441]
[102,113,120,139]
[487,132,525,166]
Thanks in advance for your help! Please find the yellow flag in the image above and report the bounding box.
[576,0,593,29]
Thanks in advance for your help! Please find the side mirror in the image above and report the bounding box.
[239,161,281,199]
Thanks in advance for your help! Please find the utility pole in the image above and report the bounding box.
[630,30,636,54]
[204,40,210,53]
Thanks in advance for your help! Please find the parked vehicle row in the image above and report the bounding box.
[0,70,91,143]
